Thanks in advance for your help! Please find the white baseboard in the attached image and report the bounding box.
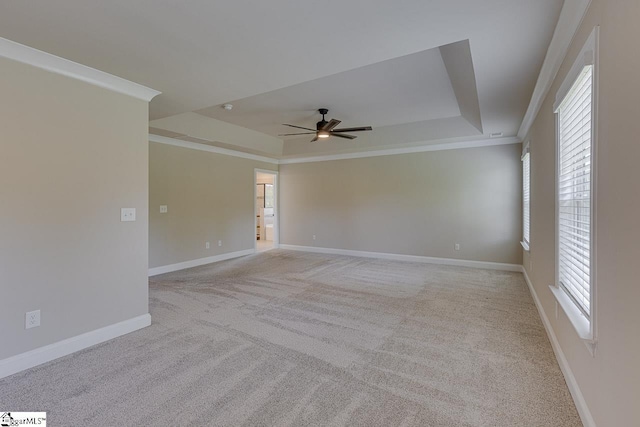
[148,249,255,276]
[522,269,596,427]
[0,313,151,380]
[279,244,522,272]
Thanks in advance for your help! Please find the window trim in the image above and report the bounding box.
[551,26,599,354]
[521,141,531,252]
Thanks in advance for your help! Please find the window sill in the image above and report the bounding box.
[520,241,530,252]
[549,285,596,355]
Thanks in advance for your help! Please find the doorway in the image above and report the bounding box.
[254,169,278,252]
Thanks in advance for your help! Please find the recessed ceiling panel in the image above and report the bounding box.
[196,47,460,137]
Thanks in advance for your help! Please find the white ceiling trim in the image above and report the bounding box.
[0,37,160,102]
[279,137,521,164]
[149,134,280,164]
[517,0,592,139]
[150,133,520,165]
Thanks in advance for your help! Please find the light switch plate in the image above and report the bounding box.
[26,310,40,329]
[121,208,136,222]
[160,205,168,213]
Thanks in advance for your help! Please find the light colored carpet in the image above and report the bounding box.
[0,250,581,426]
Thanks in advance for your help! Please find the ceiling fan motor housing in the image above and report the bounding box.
[317,108,329,130]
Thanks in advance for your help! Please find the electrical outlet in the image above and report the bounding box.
[159,205,168,213]
[26,310,40,329]
[454,243,460,251]
[312,235,316,240]
[120,208,136,222]
[218,240,222,247]
[205,241,210,249]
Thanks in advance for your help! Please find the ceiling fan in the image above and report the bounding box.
[279,108,372,142]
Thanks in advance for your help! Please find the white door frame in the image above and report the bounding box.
[254,169,279,251]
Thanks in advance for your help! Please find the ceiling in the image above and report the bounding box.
[196,45,463,134]
[0,0,564,157]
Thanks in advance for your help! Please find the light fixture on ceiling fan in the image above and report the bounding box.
[279,108,373,142]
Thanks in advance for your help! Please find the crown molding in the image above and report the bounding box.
[517,0,592,140]
[279,136,521,164]
[150,133,520,165]
[0,37,160,102]
[149,134,280,164]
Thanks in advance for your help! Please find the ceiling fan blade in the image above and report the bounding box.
[310,136,319,142]
[321,119,341,131]
[278,132,316,136]
[331,133,357,140]
[332,126,373,133]
[283,123,316,131]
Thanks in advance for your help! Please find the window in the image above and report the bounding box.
[557,65,593,317]
[550,27,598,347]
[522,145,530,250]
[264,184,274,209]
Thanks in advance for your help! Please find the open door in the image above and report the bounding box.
[254,169,278,252]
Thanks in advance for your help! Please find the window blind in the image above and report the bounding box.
[523,152,530,245]
[556,64,593,317]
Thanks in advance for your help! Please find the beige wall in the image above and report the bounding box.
[149,142,277,268]
[280,144,523,265]
[0,58,150,360]
[524,0,640,424]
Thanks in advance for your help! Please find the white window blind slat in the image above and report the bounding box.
[559,218,590,229]
[560,257,590,277]
[560,139,591,162]
[560,269,590,298]
[562,89,591,120]
[560,174,590,185]
[556,64,593,318]
[561,104,591,131]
